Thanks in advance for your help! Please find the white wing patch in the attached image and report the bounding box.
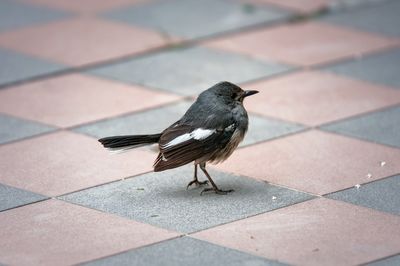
[163,128,216,149]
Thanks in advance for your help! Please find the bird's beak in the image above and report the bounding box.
[243,90,259,98]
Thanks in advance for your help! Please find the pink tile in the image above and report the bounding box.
[0,131,156,196]
[247,0,331,13]
[206,22,397,66]
[0,199,178,266]
[243,71,400,126]
[0,17,173,66]
[216,130,400,195]
[0,74,180,128]
[21,0,144,14]
[194,198,400,266]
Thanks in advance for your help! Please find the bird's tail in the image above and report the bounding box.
[98,134,161,153]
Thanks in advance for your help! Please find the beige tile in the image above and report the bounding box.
[216,130,400,195]
[0,74,180,128]
[206,22,397,66]
[0,131,156,196]
[0,199,178,266]
[194,198,400,266]
[0,17,172,66]
[243,71,400,126]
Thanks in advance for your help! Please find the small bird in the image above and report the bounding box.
[98,81,258,195]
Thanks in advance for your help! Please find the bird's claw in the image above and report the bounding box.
[186,179,208,190]
[200,188,234,195]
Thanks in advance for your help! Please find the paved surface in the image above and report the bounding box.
[0,0,399,265]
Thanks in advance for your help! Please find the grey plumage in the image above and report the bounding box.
[99,81,258,194]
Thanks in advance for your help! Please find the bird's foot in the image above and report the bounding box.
[186,179,208,190]
[200,187,234,195]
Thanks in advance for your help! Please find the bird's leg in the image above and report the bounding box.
[186,164,208,189]
[199,163,234,195]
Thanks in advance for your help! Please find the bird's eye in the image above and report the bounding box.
[232,93,237,99]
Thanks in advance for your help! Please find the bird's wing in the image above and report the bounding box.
[153,121,236,171]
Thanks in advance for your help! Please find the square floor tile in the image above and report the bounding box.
[0,113,55,144]
[0,47,64,86]
[206,21,397,66]
[247,0,330,14]
[327,175,400,216]
[322,106,400,148]
[0,0,69,32]
[323,0,400,37]
[0,17,171,66]
[0,183,47,212]
[103,0,290,39]
[0,74,180,128]
[89,46,291,95]
[0,199,177,266]
[74,100,305,147]
[216,130,400,195]
[193,198,400,266]
[0,131,155,196]
[243,71,400,126]
[22,0,143,15]
[83,237,286,266]
[326,48,400,88]
[366,255,400,266]
[60,165,314,233]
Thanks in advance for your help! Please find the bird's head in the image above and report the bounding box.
[207,81,259,104]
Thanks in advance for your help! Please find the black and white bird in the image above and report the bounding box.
[98,81,258,194]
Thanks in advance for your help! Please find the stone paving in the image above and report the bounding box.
[0,0,399,265]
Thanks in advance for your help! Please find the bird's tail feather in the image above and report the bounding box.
[98,134,161,153]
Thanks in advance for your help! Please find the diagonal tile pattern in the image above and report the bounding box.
[103,0,290,39]
[0,74,181,128]
[0,17,172,66]
[326,48,400,88]
[0,183,47,212]
[89,46,291,95]
[60,165,314,233]
[194,198,400,266]
[322,106,400,148]
[326,175,400,215]
[0,200,178,266]
[0,131,155,196]
[216,130,400,195]
[83,237,287,266]
[0,114,55,145]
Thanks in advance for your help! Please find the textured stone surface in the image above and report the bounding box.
[83,237,287,266]
[327,175,400,215]
[0,183,47,212]
[60,165,314,233]
[0,47,63,86]
[0,114,54,144]
[89,47,290,95]
[104,0,290,39]
[322,106,400,148]
[326,48,400,88]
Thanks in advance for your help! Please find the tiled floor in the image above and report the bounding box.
[1,0,400,265]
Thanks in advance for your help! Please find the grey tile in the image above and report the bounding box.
[321,106,400,148]
[60,166,313,233]
[103,0,290,39]
[0,0,69,32]
[0,183,47,212]
[0,48,64,86]
[88,46,291,96]
[82,237,287,266]
[74,100,304,147]
[0,114,55,145]
[323,0,400,37]
[366,254,400,266]
[326,175,400,216]
[326,49,400,88]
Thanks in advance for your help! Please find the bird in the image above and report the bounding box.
[98,81,258,195]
